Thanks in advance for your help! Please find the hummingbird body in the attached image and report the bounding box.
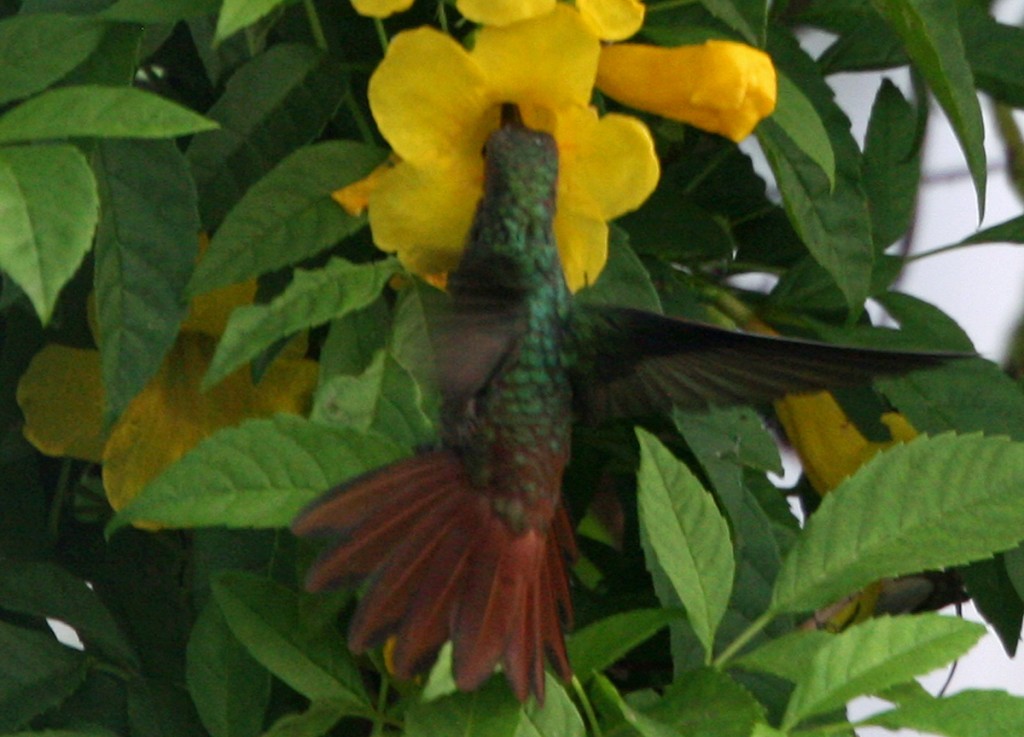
[293,114,964,704]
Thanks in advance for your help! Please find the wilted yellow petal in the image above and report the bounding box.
[578,0,644,40]
[473,4,598,112]
[456,0,555,26]
[17,345,106,463]
[597,40,777,142]
[183,280,257,337]
[350,0,414,18]
[369,28,493,164]
[102,334,317,516]
[332,158,397,216]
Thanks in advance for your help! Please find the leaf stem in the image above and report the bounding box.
[572,675,604,737]
[47,459,74,542]
[437,0,449,33]
[374,18,390,54]
[344,87,376,145]
[302,0,329,51]
[712,610,774,668]
[905,239,1010,263]
[371,673,390,736]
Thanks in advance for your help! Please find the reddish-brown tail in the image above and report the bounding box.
[291,450,577,703]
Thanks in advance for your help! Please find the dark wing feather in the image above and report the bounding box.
[571,305,969,422]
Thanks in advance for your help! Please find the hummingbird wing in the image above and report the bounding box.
[570,305,967,423]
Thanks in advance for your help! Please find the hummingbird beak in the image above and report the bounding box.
[499,103,524,128]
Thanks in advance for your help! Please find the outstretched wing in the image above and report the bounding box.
[570,305,967,422]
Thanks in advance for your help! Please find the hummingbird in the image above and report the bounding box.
[292,105,961,703]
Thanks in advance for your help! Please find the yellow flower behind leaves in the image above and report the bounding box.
[350,0,414,18]
[363,4,659,292]
[17,276,318,523]
[596,39,777,142]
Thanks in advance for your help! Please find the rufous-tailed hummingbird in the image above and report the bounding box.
[292,106,963,703]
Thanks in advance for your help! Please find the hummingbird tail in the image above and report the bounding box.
[291,450,576,703]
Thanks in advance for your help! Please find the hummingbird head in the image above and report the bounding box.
[481,104,559,216]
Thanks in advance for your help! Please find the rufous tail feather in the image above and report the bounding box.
[291,450,576,703]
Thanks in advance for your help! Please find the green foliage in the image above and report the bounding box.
[4,1,1024,736]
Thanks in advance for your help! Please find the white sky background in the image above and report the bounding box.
[792,2,1024,734]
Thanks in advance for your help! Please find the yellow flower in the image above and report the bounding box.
[365,4,659,291]
[350,0,414,18]
[596,39,777,142]
[17,276,319,522]
[775,394,916,495]
[457,0,644,40]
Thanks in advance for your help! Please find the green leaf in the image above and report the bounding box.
[960,556,1022,656]
[782,614,985,729]
[405,679,521,737]
[960,5,1024,108]
[867,689,1024,737]
[0,560,138,669]
[515,677,585,737]
[188,141,385,295]
[0,86,217,143]
[212,572,367,707]
[127,677,207,737]
[0,621,87,731]
[311,349,434,450]
[319,297,390,381]
[734,629,833,683]
[589,673,679,737]
[698,0,766,44]
[259,702,347,737]
[577,229,662,312]
[186,43,347,228]
[862,80,922,249]
[101,0,220,22]
[773,73,835,189]
[111,415,403,531]
[1007,543,1024,602]
[204,258,399,390]
[92,139,199,427]
[566,609,682,679]
[635,428,735,659]
[0,143,98,323]
[772,434,1024,614]
[217,0,291,42]
[187,600,271,737]
[757,119,872,312]
[646,668,765,737]
[0,13,107,106]
[872,0,986,217]
[957,213,1024,246]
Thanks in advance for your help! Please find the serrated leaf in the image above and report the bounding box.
[186,43,346,229]
[406,679,521,737]
[0,560,138,670]
[212,572,367,707]
[102,0,220,22]
[566,608,682,679]
[204,258,398,389]
[867,688,1024,737]
[515,677,585,737]
[319,297,390,380]
[647,668,765,737]
[635,428,735,659]
[773,73,835,189]
[960,556,1023,656]
[188,141,385,295]
[0,144,98,323]
[862,80,922,249]
[698,0,766,44]
[0,13,107,106]
[772,434,1024,614]
[92,139,199,427]
[110,415,404,531]
[311,349,433,449]
[0,621,87,731]
[590,674,679,737]
[872,0,986,217]
[0,86,217,143]
[734,629,833,683]
[187,600,271,737]
[216,0,291,42]
[782,614,984,729]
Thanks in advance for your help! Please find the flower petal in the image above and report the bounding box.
[369,27,493,164]
[472,4,599,112]
[368,160,482,275]
[560,108,659,221]
[554,204,608,292]
[456,0,555,26]
[577,0,645,40]
[102,335,317,515]
[332,158,397,216]
[350,0,415,18]
[597,40,777,142]
[17,345,106,463]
